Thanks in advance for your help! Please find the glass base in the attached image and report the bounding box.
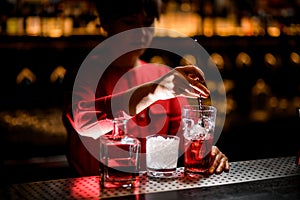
[101,178,140,189]
[184,168,209,178]
[147,168,179,178]
[185,168,208,173]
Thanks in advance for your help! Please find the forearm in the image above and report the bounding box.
[72,94,113,139]
[72,82,158,138]
[128,82,158,115]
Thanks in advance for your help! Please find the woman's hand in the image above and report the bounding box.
[153,65,210,100]
[207,146,230,175]
[129,65,210,115]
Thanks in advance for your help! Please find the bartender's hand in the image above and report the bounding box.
[207,146,230,175]
[129,65,210,115]
[153,65,210,100]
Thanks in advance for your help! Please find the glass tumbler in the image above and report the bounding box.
[182,105,217,176]
[99,117,141,188]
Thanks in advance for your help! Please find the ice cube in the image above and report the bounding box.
[184,124,208,140]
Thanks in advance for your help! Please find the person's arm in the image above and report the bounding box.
[72,65,210,139]
[71,82,157,139]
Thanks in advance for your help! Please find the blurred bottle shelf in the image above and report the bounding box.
[1,0,300,38]
[0,35,299,125]
[2,15,300,38]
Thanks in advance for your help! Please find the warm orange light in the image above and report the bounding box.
[150,55,166,65]
[180,54,196,65]
[16,67,36,84]
[267,26,280,37]
[223,79,235,93]
[210,53,224,70]
[236,52,251,68]
[203,18,214,37]
[264,53,277,67]
[278,98,288,110]
[290,52,300,65]
[26,17,41,36]
[6,17,24,35]
[50,66,67,83]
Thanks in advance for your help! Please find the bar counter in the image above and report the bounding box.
[6,156,300,199]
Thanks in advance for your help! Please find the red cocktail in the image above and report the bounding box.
[182,105,216,176]
[184,134,213,174]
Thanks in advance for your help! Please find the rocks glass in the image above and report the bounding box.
[99,117,141,188]
[146,134,180,178]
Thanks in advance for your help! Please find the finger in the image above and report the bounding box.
[176,65,206,82]
[208,158,219,175]
[176,85,208,99]
[172,72,201,97]
[184,71,210,97]
[187,67,206,83]
[211,146,230,173]
[189,81,210,98]
[211,145,219,155]
[224,159,230,172]
[207,149,221,174]
[183,88,201,98]
[208,146,229,174]
[174,70,210,97]
[216,156,229,174]
[167,69,209,98]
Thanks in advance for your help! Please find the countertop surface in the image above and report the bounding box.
[4,156,300,200]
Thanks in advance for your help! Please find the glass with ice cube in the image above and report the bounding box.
[182,105,217,175]
[146,134,180,178]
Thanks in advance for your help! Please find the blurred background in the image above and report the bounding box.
[0,0,299,184]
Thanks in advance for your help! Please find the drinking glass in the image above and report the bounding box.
[146,134,180,178]
[99,117,141,188]
[182,105,217,175]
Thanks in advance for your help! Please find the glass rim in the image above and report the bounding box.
[146,134,180,140]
